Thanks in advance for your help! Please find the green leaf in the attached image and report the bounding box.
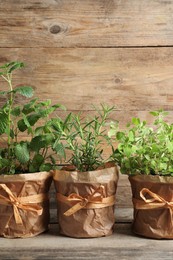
[27,113,40,126]
[30,134,53,152]
[53,142,66,159]
[11,106,21,117]
[44,134,54,145]
[30,136,45,152]
[150,111,159,116]
[144,155,150,161]
[32,154,44,165]
[108,129,115,138]
[22,98,38,114]
[39,163,52,172]
[52,103,66,111]
[124,146,132,157]
[128,131,135,141]
[0,91,8,95]
[8,62,24,73]
[17,118,27,132]
[167,141,173,152]
[50,155,56,165]
[132,117,140,125]
[0,112,8,134]
[35,126,44,135]
[0,61,16,69]
[14,86,34,98]
[18,113,40,132]
[15,142,30,164]
[159,162,167,171]
[10,129,15,139]
[29,154,44,172]
[116,131,125,141]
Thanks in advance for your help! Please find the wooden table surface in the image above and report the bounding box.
[0,208,173,260]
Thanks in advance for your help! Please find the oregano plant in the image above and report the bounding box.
[53,104,115,172]
[0,61,65,174]
[109,110,173,176]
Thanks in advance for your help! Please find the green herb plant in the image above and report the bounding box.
[54,104,115,172]
[0,61,65,174]
[109,110,173,176]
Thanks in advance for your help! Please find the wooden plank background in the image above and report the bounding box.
[0,0,173,211]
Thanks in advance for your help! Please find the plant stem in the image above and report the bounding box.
[6,73,13,161]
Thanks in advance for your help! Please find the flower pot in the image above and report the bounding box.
[129,174,173,239]
[53,163,119,238]
[0,171,52,238]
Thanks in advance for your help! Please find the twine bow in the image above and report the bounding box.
[0,184,48,225]
[57,185,115,216]
[133,188,173,211]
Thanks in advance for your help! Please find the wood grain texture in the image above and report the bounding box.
[0,223,173,260]
[0,0,173,47]
[1,0,173,223]
[1,47,173,111]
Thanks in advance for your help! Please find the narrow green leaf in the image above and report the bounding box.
[8,62,24,73]
[50,155,56,165]
[52,103,66,111]
[10,129,15,139]
[150,111,159,116]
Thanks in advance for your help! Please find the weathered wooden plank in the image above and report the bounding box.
[0,47,173,111]
[0,0,173,47]
[0,223,173,260]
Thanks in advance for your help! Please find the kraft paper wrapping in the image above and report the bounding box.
[0,171,52,238]
[53,163,119,238]
[129,175,173,239]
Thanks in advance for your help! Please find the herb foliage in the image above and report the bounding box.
[54,104,115,172]
[0,61,65,174]
[109,110,173,176]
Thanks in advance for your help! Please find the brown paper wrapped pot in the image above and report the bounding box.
[0,171,52,238]
[129,175,173,239]
[53,163,119,238]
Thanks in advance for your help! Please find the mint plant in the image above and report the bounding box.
[0,61,65,174]
[53,104,115,172]
[109,110,173,176]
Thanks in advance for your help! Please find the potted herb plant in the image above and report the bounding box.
[110,110,173,239]
[53,105,119,238]
[0,61,65,238]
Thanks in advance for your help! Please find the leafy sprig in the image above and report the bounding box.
[0,61,65,174]
[109,110,173,176]
[55,104,115,172]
